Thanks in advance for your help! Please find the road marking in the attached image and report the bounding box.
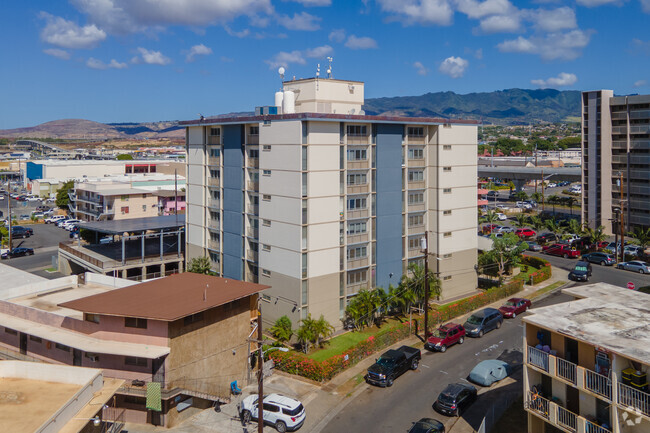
[421,364,430,368]
[439,370,448,374]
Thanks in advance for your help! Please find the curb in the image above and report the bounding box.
[307,382,369,433]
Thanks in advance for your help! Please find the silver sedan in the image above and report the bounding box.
[616,261,650,274]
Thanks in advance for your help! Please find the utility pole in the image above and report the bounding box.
[540,169,545,213]
[257,305,264,433]
[619,172,625,263]
[7,191,11,251]
[422,232,429,339]
[534,143,538,194]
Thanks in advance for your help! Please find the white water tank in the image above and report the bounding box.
[283,90,295,114]
[274,91,284,113]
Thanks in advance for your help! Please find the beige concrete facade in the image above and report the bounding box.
[72,181,158,222]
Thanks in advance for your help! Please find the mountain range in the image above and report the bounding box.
[0,89,581,140]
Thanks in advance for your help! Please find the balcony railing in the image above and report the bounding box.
[247,204,259,214]
[557,405,577,433]
[407,136,426,144]
[247,157,259,168]
[207,239,220,251]
[527,346,550,372]
[247,134,259,145]
[207,198,220,209]
[208,136,221,145]
[208,156,220,166]
[557,357,577,385]
[247,181,259,191]
[247,227,259,238]
[584,369,612,400]
[525,390,550,419]
[618,382,650,418]
[347,136,368,145]
[585,420,612,433]
[208,177,220,187]
[246,250,258,262]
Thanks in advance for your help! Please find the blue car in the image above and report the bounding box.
[468,360,510,386]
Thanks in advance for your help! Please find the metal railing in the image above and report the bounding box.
[618,382,650,417]
[557,357,577,384]
[585,420,612,433]
[247,181,259,191]
[247,157,259,168]
[208,177,220,187]
[584,369,612,400]
[101,406,125,433]
[557,406,577,433]
[247,250,258,262]
[525,390,549,419]
[247,227,258,238]
[527,346,549,372]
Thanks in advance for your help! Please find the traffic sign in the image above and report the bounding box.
[627,281,635,290]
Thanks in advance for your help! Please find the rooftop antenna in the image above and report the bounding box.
[278,67,285,89]
[316,63,320,90]
[326,56,333,79]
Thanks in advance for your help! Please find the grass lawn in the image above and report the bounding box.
[532,280,566,297]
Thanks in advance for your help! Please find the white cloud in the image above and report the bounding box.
[70,0,274,34]
[642,0,650,13]
[285,0,331,5]
[186,44,212,62]
[43,48,71,60]
[39,12,106,49]
[529,7,576,32]
[225,27,250,38]
[439,56,468,78]
[634,79,647,87]
[86,57,128,69]
[277,12,321,31]
[455,0,516,19]
[479,14,521,33]
[265,50,306,69]
[133,47,171,65]
[344,35,378,49]
[413,61,428,75]
[575,0,619,6]
[305,45,333,58]
[329,28,346,43]
[377,0,454,26]
[531,72,577,87]
[498,29,593,60]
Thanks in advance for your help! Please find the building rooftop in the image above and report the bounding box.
[79,214,185,234]
[60,273,269,321]
[28,159,179,166]
[524,283,650,364]
[0,263,47,300]
[153,189,186,198]
[179,112,480,127]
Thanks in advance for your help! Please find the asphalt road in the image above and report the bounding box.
[3,221,71,276]
[321,291,573,433]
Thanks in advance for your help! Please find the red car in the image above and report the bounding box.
[498,298,531,318]
[595,241,609,249]
[515,228,536,238]
[543,243,580,258]
[425,323,465,352]
[483,224,499,234]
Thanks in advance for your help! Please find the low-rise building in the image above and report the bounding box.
[523,283,649,433]
[0,272,266,427]
[153,189,187,215]
[72,181,159,222]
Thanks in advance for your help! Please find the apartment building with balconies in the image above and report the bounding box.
[523,283,649,433]
[182,76,478,329]
[72,181,159,221]
[582,91,650,233]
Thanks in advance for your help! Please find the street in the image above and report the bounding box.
[321,291,573,433]
[3,221,70,278]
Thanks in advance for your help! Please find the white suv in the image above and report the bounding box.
[45,215,66,224]
[240,393,306,432]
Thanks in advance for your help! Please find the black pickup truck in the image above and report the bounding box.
[366,345,421,387]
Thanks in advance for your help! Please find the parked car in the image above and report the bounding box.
[468,360,511,387]
[432,383,477,417]
[99,236,113,245]
[407,418,445,433]
[581,252,616,266]
[495,204,509,210]
[543,243,580,259]
[425,323,465,352]
[616,261,650,274]
[624,245,643,257]
[524,200,538,208]
[498,298,531,318]
[486,190,499,198]
[494,226,514,234]
[495,212,507,221]
[482,224,499,234]
[516,201,532,209]
[11,226,31,239]
[536,233,557,244]
[45,215,66,224]
[1,247,34,259]
[366,345,421,387]
[239,393,305,432]
[568,261,592,282]
[56,218,71,227]
[595,241,609,250]
[562,233,580,243]
[25,196,40,202]
[525,241,543,252]
[61,219,81,230]
[546,182,557,188]
[463,308,503,338]
[515,228,536,238]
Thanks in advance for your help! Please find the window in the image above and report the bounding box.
[347,221,367,234]
[347,149,367,161]
[184,312,204,326]
[4,327,17,335]
[408,148,424,159]
[407,127,424,137]
[249,126,259,135]
[347,197,367,210]
[209,148,220,158]
[262,244,271,252]
[262,269,271,277]
[124,317,147,329]
[142,205,146,212]
[84,313,100,324]
[443,188,452,194]
[347,173,367,185]
[348,246,367,259]
[347,125,367,136]
[443,232,452,237]
[29,336,42,343]
[210,169,220,178]
[121,195,129,201]
[125,357,147,367]
[443,145,452,150]
[408,170,424,182]
[262,219,271,226]
[408,237,420,250]
[56,343,71,352]
[262,145,271,151]
[262,170,271,176]
[347,269,367,284]
[408,214,424,227]
[263,403,280,412]
[443,166,452,172]
[262,194,271,201]
[121,206,129,214]
[210,128,221,136]
[408,192,424,205]
[443,210,452,215]
[443,276,452,281]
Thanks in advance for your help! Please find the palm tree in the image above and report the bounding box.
[530,192,543,204]
[628,227,650,251]
[312,315,334,348]
[566,219,583,236]
[545,218,563,237]
[529,215,545,233]
[563,196,579,216]
[269,315,293,344]
[296,315,316,353]
[513,214,529,229]
[480,210,499,233]
[514,190,529,201]
[547,195,560,216]
[402,263,442,305]
[584,225,607,250]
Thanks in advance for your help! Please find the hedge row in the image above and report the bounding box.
[519,255,552,285]
[269,279,525,382]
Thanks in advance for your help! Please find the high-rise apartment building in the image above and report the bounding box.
[582,91,650,233]
[181,77,478,328]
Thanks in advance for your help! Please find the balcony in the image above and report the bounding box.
[525,391,613,433]
[346,281,370,296]
[347,257,369,269]
[207,239,220,251]
[208,136,221,145]
[347,233,369,244]
[408,181,426,190]
[347,136,368,145]
[246,250,258,262]
[407,203,426,212]
[347,209,369,219]
[618,382,650,418]
[208,177,220,187]
[557,405,578,432]
[247,157,259,168]
[208,156,220,166]
[247,204,259,214]
[347,184,369,195]
[557,357,577,385]
[527,345,550,372]
[247,134,259,145]
[247,181,259,191]
[247,227,259,238]
[207,198,220,209]
[347,160,369,170]
[407,136,426,144]
[407,158,426,168]
[584,369,612,400]
[630,125,650,134]
[611,126,627,135]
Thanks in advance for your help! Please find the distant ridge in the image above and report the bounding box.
[363,88,581,125]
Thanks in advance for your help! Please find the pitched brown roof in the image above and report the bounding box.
[59,273,268,321]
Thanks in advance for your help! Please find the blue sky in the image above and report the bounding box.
[1,0,649,129]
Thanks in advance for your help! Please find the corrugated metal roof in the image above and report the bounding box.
[80,214,185,234]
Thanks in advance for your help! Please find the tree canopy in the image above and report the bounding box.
[187,256,212,274]
[55,180,75,211]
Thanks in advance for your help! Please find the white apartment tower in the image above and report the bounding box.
[182,77,478,328]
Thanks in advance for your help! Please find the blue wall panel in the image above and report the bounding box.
[222,125,244,280]
[26,162,43,180]
[375,123,404,291]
